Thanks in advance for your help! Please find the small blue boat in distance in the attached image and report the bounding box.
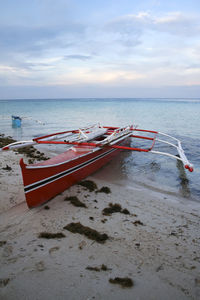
[12,115,22,127]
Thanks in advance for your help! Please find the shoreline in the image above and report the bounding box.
[0,147,200,299]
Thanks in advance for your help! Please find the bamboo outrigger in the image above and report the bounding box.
[1,124,193,208]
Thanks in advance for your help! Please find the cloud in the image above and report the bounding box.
[105,11,200,43]
[0,5,200,97]
[104,14,146,48]
[50,67,146,86]
[0,25,56,52]
[64,55,92,61]
[1,10,198,64]
[0,22,87,58]
[153,12,200,36]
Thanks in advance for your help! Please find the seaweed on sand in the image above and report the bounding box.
[109,277,134,288]
[86,266,100,272]
[122,208,130,215]
[0,278,10,287]
[102,203,130,216]
[17,146,49,161]
[97,186,111,194]
[132,220,144,226]
[0,135,16,148]
[101,219,107,223]
[77,180,98,192]
[86,264,111,272]
[63,222,109,243]
[103,203,121,215]
[0,134,49,161]
[38,232,66,239]
[2,165,12,171]
[0,241,7,247]
[64,196,87,208]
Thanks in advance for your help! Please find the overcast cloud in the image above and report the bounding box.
[0,0,200,98]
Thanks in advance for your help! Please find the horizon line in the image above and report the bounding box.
[1,97,200,101]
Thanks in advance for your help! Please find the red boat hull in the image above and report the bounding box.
[20,143,127,208]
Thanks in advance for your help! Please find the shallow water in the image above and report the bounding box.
[0,98,199,202]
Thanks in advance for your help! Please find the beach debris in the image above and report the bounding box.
[64,196,87,208]
[102,203,130,216]
[79,240,87,250]
[2,245,13,257]
[89,216,94,220]
[169,231,178,237]
[193,256,200,262]
[38,232,66,239]
[86,266,101,272]
[49,246,60,255]
[156,264,164,272]
[0,241,7,247]
[122,208,130,215]
[101,219,107,223]
[77,180,98,192]
[86,264,111,272]
[2,165,12,171]
[132,220,144,226]
[44,205,50,210]
[109,277,134,288]
[101,264,110,271]
[63,222,109,243]
[35,261,45,272]
[0,278,10,287]
[195,278,200,287]
[103,203,121,215]
[97,186,111,194]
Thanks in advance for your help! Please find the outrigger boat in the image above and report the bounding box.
[1,124,193,208]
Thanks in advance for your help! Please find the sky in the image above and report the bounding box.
[0,0,200,99]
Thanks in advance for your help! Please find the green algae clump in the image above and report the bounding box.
[38,232,66,239]
[109,277,134,288]
[64,196,87,208]
[63,222,108,243]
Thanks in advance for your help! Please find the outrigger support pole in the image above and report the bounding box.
[151,132,194,172]
[0,125,194,172]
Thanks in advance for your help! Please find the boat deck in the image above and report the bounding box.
[28,146,97,167]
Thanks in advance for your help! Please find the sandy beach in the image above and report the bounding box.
[0,148,200,300]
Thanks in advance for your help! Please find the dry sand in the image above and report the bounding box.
[0,150,200,300]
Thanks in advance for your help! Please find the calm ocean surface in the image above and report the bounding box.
[0,98,200,203]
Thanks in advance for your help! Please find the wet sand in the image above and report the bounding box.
[0,148,200,299]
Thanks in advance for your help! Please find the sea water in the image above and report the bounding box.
[0,98,199,203]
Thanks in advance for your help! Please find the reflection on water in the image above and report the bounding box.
[11,127,23,141]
